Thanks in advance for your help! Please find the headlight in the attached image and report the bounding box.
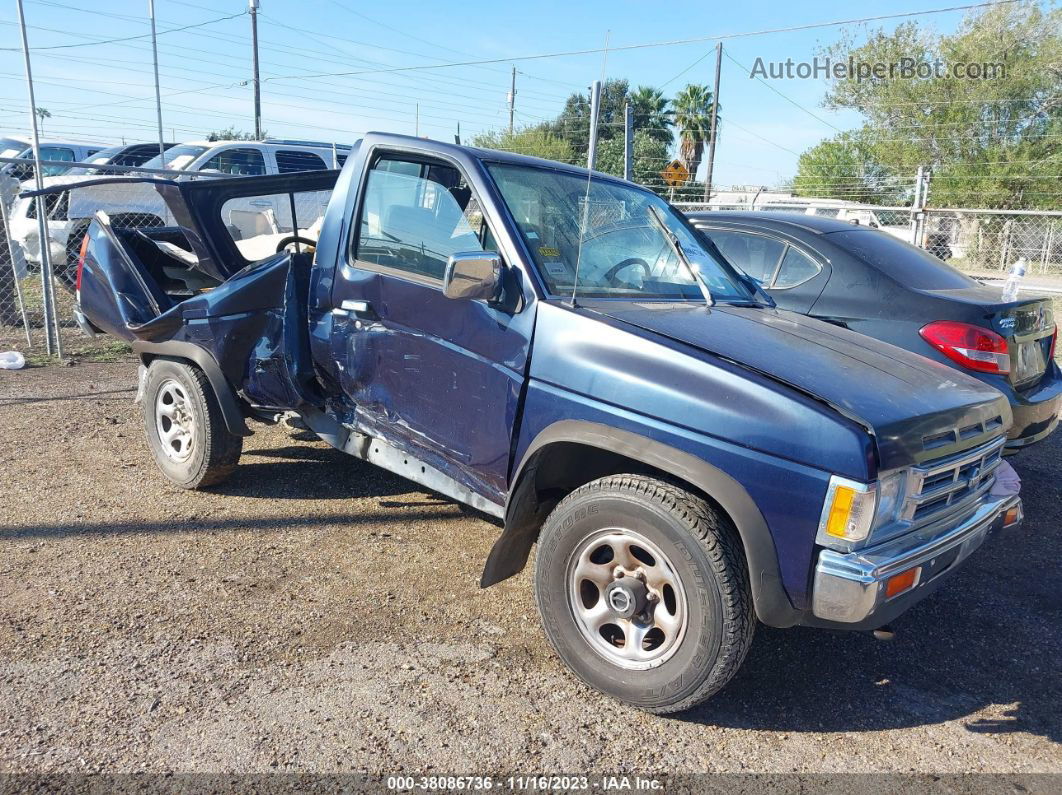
[873,471,906,531]
[817,476,876,548]
[817,472,908,550]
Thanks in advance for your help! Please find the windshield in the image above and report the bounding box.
[65,145,123,175]
[139,144,207,171]
[826,229,979,290]
[487,163,753,302]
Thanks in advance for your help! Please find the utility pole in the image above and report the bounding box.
[249,0,262,140]
[148,0,166,166]
[15,0,60,357]
[507,66,517,136]
[586,80,602,171]
[703,42,723,204]
[623,102,633,181]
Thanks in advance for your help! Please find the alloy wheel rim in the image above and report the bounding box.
[155,379,196,463]
[566,527,689,670]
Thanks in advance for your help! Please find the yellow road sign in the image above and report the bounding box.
[661,159,689,187]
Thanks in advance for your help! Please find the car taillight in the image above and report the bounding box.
[919,320,1010,375]
[75,233,90,294]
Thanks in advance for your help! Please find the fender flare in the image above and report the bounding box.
[484,420,801,628]
[133,339,252,437]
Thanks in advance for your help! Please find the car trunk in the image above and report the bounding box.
[917,284,1056,390]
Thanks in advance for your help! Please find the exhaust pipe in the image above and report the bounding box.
[872,625,895,641]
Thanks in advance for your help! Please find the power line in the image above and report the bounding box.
[259,1,1022,83]
[0,10,246,51]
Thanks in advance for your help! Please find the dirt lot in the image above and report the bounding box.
[0,361,1059,776]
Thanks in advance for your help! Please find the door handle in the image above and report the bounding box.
[332,299,377,320]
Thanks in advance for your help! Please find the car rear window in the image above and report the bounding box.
[826,229,979,290]
[276,150,327,173]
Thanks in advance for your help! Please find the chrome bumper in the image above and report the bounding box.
[811,494,1022,624]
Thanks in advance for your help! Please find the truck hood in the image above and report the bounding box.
[582,300,1011,468]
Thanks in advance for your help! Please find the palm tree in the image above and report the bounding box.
[672,84,719,181]
[629,85,672,146]
[35,106,51,135]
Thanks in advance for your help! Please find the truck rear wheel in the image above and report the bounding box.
[534,474,754,714]
[142,359,242,489]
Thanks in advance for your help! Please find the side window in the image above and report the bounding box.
[706,229,785,285]
[40,147,76,176]
[275,150,327,173]
[200,147,266,176]
[354,156,490,281]
[774,246,821,288]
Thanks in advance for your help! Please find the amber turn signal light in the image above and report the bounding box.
[885,567,921,600]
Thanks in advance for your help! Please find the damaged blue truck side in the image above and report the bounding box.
[63,133,1024,713]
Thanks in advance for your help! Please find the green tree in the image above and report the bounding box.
[816,1,1062,208]
[672,84,719,182]
[471,126,574,163]
[629,85,673,145]
[793,131,899,204]
[205,127,263,142]
[596,130,671,190]
[546,78,630,159]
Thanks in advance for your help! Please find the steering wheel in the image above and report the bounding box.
[603,257,651,287]
[275,235,317,253]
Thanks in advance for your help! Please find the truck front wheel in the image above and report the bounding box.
[142,359,242,489]
[534,475,754,714]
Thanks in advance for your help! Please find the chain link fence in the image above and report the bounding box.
[674,201,1062,275]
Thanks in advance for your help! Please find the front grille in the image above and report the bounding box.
[903,432,1006,525]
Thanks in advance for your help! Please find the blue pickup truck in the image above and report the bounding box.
[53,133,1024,713]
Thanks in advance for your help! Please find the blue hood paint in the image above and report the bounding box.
[578,300,1011,469]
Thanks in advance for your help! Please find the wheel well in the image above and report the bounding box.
[484,440,750,591]
[135,346,251,437]
[523,441,741,535]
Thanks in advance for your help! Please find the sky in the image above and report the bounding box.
[0,0,984,187]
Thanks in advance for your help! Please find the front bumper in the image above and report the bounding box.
[810,494,1022,627]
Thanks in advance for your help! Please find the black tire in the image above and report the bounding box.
[142,359,242,489]
[534,474,754,714]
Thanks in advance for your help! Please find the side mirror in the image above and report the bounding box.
[443,251,502,301]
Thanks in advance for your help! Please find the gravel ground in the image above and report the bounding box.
[0,361,1059,776]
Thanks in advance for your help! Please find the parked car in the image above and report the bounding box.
[689,211,1060,452]
[65,142,180,175]
[9,139,349,285]
[0,135,29,159]
[0,139,112,181]
[40,134,1023,714]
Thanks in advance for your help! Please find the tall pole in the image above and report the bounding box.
[623,102,633,181]
[703,42,723,204]
[16,0,60,357]
[910,165,924,245]
[148,0,166,166]
[249,0,262,140]
[586,80,602,171]
[507,66,516,136]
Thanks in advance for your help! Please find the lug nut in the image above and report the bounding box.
[613,567,625,578]
[634,569,646,581]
